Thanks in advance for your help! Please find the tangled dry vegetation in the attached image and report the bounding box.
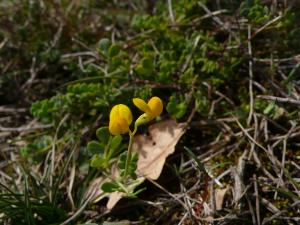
[1,1,300,225]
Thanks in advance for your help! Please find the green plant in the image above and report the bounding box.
[88,96,163,197]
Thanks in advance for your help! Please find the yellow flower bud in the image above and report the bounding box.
[109,104,132,135]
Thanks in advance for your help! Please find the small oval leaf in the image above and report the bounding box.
[96,127,110,143]
[90,155,106,168]
[87,141,105,154]
[101,182,120,193]
[110,135,122,151]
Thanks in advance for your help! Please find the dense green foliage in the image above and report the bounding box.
[1,0,300,224]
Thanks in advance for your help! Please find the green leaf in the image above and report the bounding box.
[90,155,106,168]
[110,135,122,151]
[98,38,111,56]
[101,182,120,193]
[194,91,208,115]
[118,151,127,171]
[87,141,105,154]
[128,153,138,179]
[96,127,110,143]
[135,57,154,76]
[166,96,187,119]
[110,55,125,71]
[184,147,207,174]
[118,152,138,178]
[108,44,121,58]
[141,57,154,70]
[135,65,147,76]
[263,102,276,115]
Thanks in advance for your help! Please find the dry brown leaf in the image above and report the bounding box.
[215,186,229,210]
[88,120,185,210]
[106,192,123,209]
[133,120,186,180]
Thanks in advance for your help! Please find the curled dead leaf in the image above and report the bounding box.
[133,120,186,180]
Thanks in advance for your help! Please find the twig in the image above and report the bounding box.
[247,25,254,125]
[0,106,27,113]
[262,200,300,224]
[197,2,224,26]
[167,0,175,23]
[0,37,7,50]
[61,51,99,59]
[189,9,228,25]
[257,95,300,106]
[0,124,52,132]
[21,56,37,91]
[253,174,261,225]
[179,182,194,224]
[261,198,279,213]
[253,54,300,63]
[275,123,296,199]
[67,159,76,210]
[235,118,268,153]
[246,194,257,225]
[146,178,190,212]
[250,15,282,40]
[178,211,189,225]
[248,113,258,160]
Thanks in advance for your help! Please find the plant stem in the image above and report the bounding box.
[104,136,112,167]
[124,133,133,178]
[124,125,137,178]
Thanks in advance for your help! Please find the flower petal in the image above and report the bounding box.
[133,98,152,115]
[110,104,132,125]
[109,118,130,135]
[147,96,163,117]
[109,119,119,135]
[109,105,119,121]
[118,104,133,125]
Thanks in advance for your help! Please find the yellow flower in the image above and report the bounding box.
[109,104,133,135]
[133,96,163,126]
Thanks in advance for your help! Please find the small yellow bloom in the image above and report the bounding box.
[109,104,133,135]
[133,96,163,126]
